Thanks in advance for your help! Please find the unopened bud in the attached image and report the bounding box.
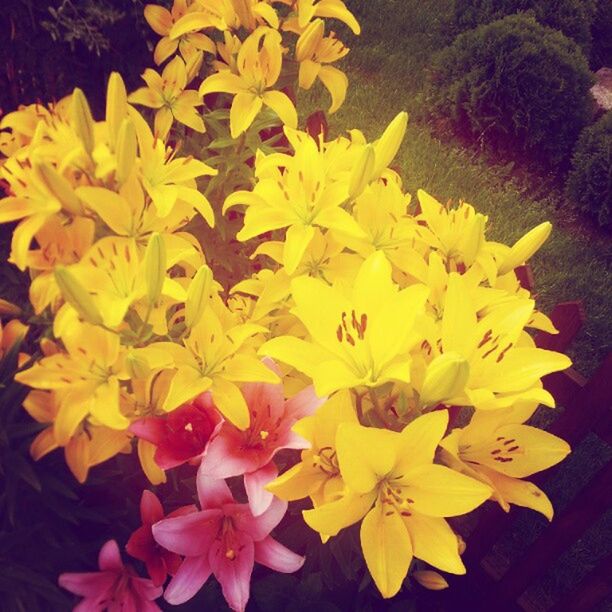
[106,72,128,150]
[115,118,137,184]
[458,212,485,266]
[54,266,103,326]
[498,222,552,275]
[296,19,325,62]
[34,161,82,215]
[420,352,469,407]
[373,111,408,177]
[348,144,375,199]
[144,233,166,305]
[185,265,213,328]
[413,570,448,591]
[71,88,95,155]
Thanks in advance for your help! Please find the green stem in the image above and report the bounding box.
[369,388,391,428]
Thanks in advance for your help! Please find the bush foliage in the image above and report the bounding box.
[452,0,597,58]
[566,112,612,228]
[426,14,594,165]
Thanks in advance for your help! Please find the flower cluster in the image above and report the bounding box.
[0,0,572,609]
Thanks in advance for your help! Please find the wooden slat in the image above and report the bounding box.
[515,265,535,291]
[535,301,585,352]
[495,460,612,602]
[546,353,612,446]
[548,553,612,612]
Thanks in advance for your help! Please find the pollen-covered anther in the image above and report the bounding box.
[225,549,236,560]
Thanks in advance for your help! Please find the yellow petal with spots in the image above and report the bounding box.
[361,504,412,598]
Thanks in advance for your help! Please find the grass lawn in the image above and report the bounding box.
[301,0,611,376]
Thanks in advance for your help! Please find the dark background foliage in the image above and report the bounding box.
[1,0,170,116]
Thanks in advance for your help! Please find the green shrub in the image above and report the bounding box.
[566,112,612,228]
[453,0,596,57]
[591,0,612,70]
[426,14,594,165]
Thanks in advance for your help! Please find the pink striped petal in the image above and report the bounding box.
[140,490,164,525]
[254,536,305,573]
[197,470,235,508]
[244,462,278,517]
[129,418,166,445]
[234,497,288,542]
[152,510,221,556]
[209,532,254,612]
[164,555,212,605]
[199,429,256,478]
[98,540,123,571]
[58,571,115,598]
[284,385,326,421]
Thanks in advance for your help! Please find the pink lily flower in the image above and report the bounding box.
[58,539,163,611]
[200,359,324,515]
[130,394,222,470]
[152,473,304,612]
[126,490,197,587]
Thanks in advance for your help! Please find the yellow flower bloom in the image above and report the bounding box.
[303,411,491,598]
[199,27,297,137]
[436,272,572,410]
[296,19,349,113]
[440,401,570,520]
[267,390,357,505]
[260,251,429,395]
[129,56,205,140]
[153,302,279,428]
[225,127,365,273]
[416,190,498,284]
[144,0,216,65]
[286,0,360,35]
[15,322,129,439]
[23,390,130,483]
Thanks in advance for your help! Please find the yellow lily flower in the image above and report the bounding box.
[144,0,216,65]
[436,273,572,410]
[303,411,491,598]
[225,127,365,273]
[497,221,552,275]
[131,110,217,220]
[129,56,205,140]
[15,322,130,438]
[260,251,429,396]
[199,27,297,138]
[153,302,279,428]
[440,401,570,520]
[296,19,349,113]
[26,216,95,314]
[267,389,357,506]
[416,190,498,285]
[23,389,130,483]
[285,0,360,35]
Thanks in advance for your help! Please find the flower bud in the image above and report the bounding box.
[348,144,375,199]
[413,570,448,590]
[458,212,486,266]
[420,352,469,407]
[71,88,95,155]
[144,233,166,305]
[185,265,213,328]
[115,118,137,184]
[498,222,552,275]
[106,72,128,150]
[373,111,408,177]
[54,266,103,326]
[296,19,325,62]
[33,161,82,215]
